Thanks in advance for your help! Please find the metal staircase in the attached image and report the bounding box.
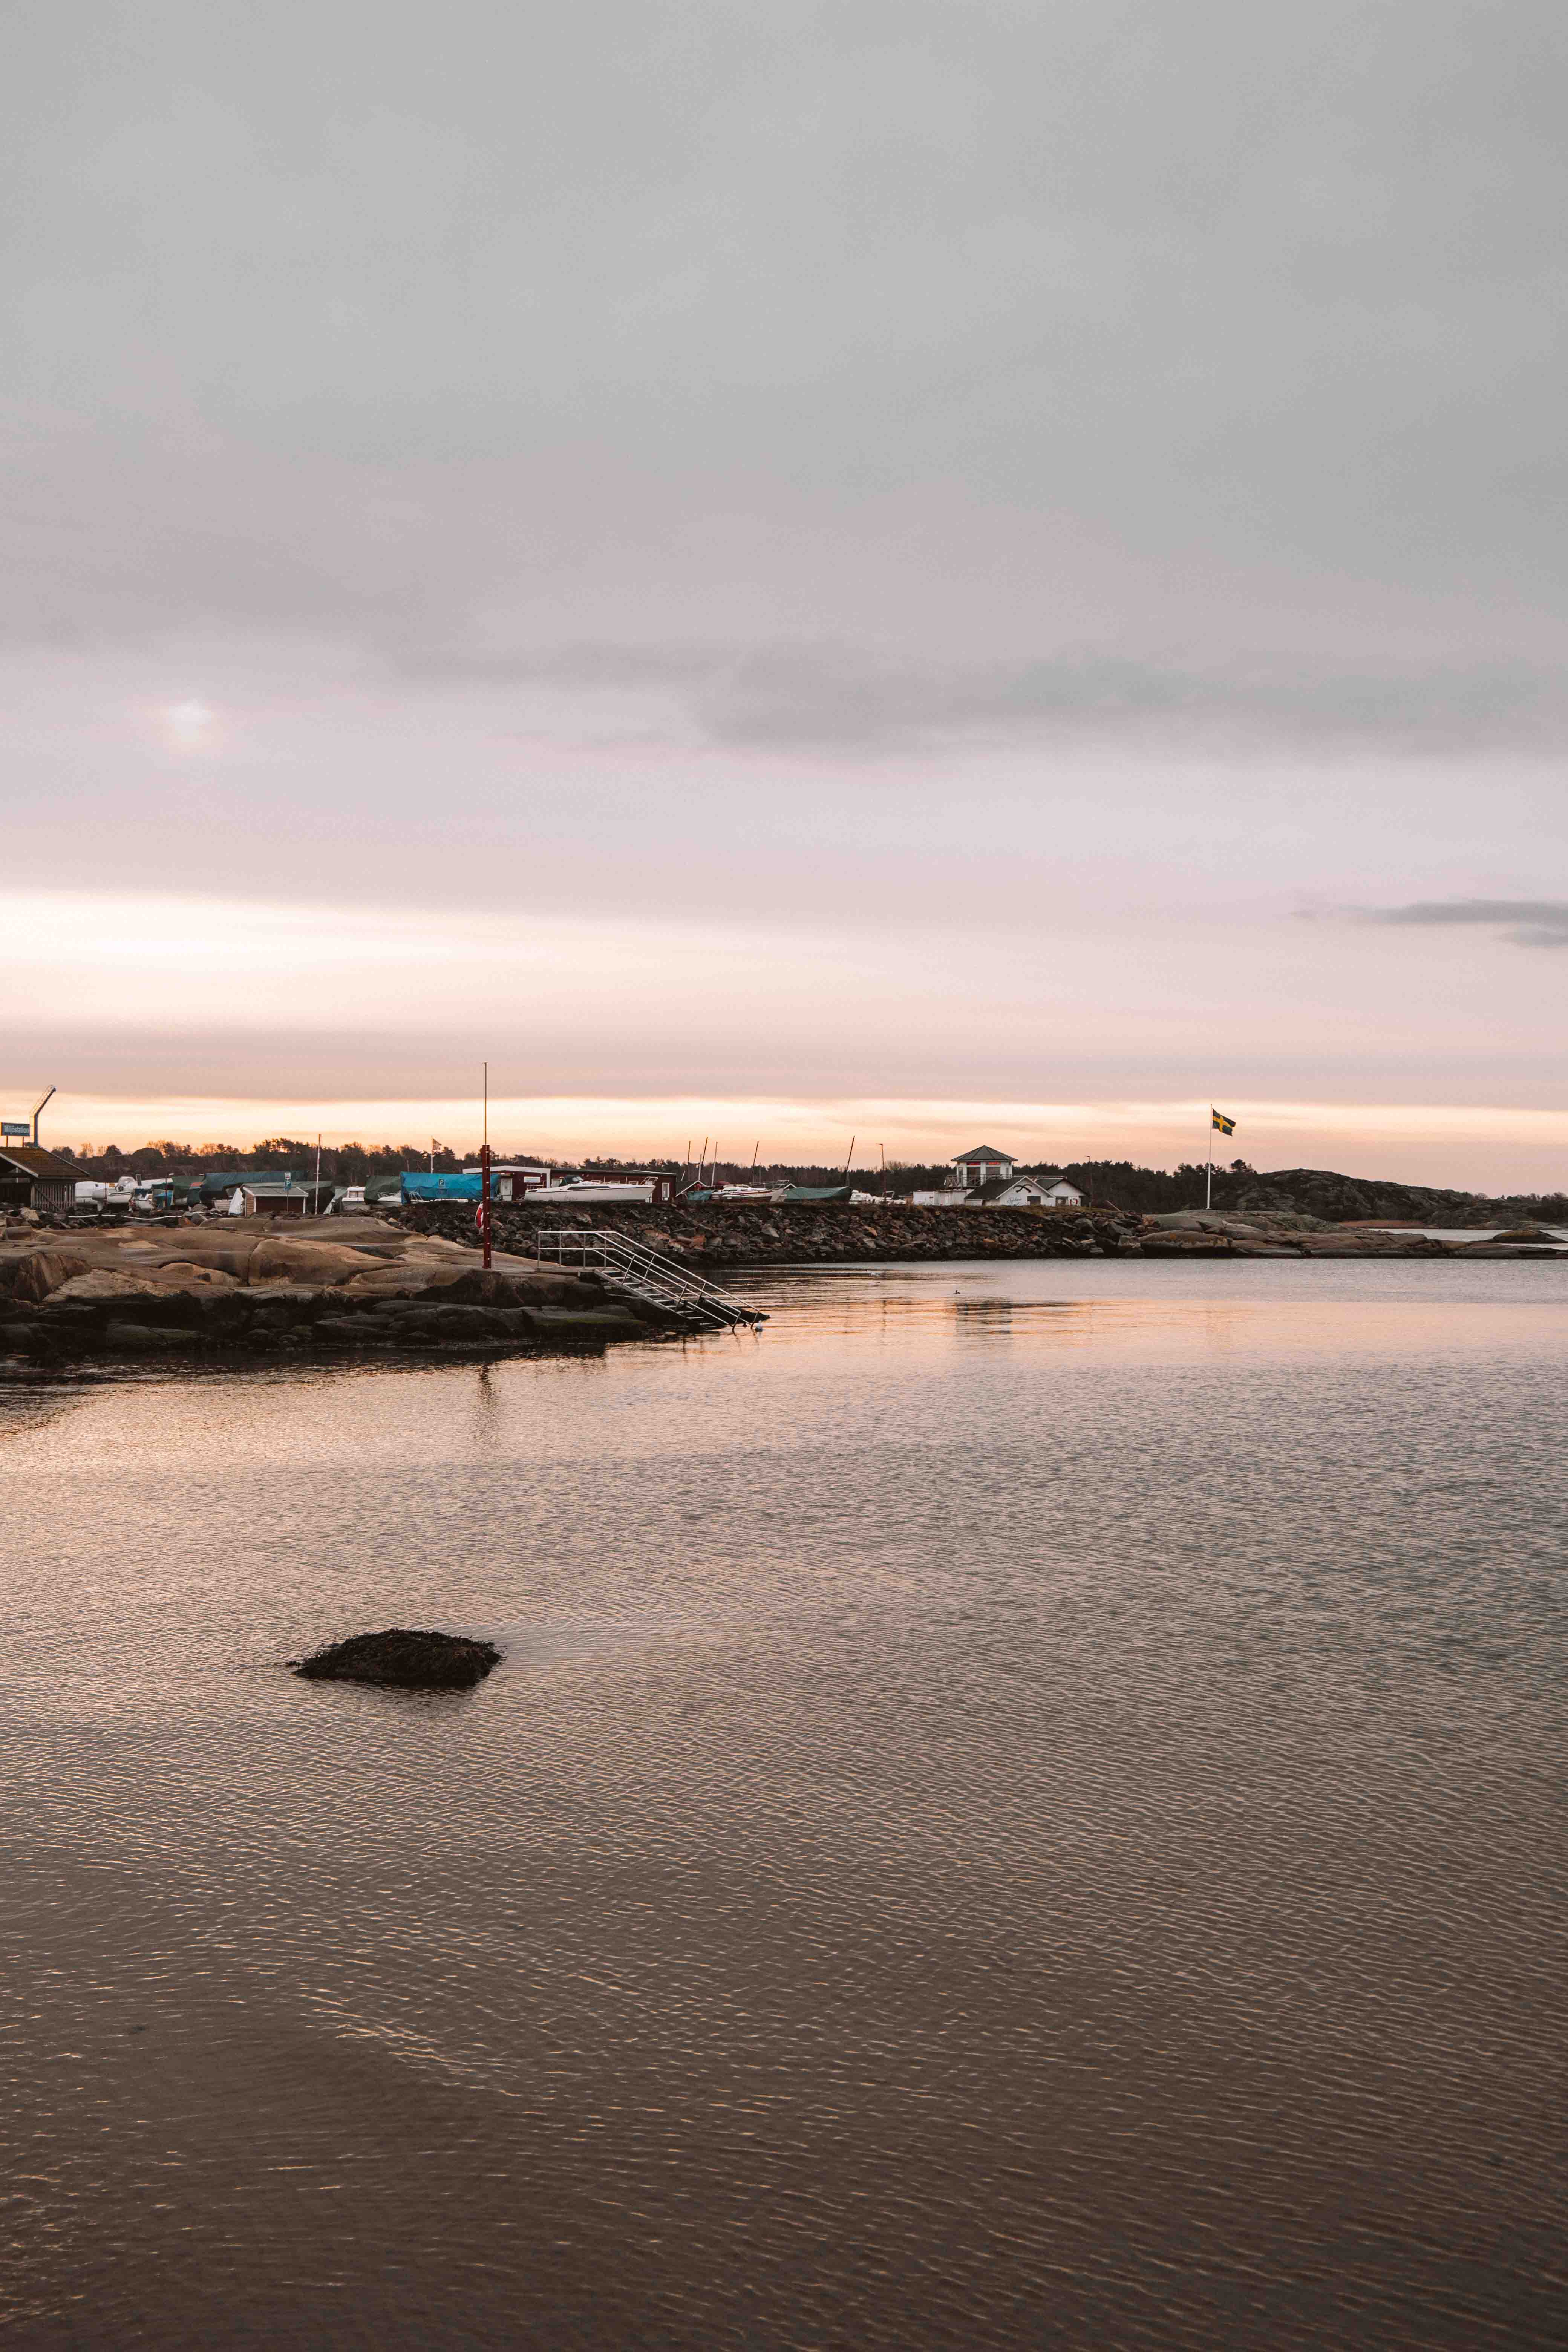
[525,1224,767,1331]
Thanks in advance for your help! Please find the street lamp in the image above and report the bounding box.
[480,1061,492,1271]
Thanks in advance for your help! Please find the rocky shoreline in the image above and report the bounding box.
[0,1216,675,1377]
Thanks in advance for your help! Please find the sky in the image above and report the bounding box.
[4,0,1567,1184]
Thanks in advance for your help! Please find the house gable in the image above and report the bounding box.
[966,1174,1050,1207]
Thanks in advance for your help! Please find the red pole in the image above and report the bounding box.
[481,1141,492,1270]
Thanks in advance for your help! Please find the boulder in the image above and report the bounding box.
[1139,1232,1237,1253]
[524,1304,649,1336]
[1457,1242,1561,1257]
[101,1290,230,1328]
[374,1302,508,1337]
[3,1250,93,1304]
[103,1320,201,1350]
[50,1269,168,1302]
[294,1627,502,1689]
[337,1269,435,1297]
[151,1260,243,1288]
[243,1238,380,1286]
[1144,1211,1294,1240]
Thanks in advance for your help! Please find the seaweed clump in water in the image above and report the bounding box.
[294,1628,502,1689]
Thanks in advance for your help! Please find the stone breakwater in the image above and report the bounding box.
[400,1200,1146,1264]
[398,1199,1531,1265]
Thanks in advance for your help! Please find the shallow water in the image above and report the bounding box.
[2,1259,1565,2349]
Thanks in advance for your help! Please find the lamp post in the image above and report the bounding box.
[481,1062,492,1272]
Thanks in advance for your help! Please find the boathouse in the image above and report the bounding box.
[233,1178,334,1217]
[0,1144,78,1216]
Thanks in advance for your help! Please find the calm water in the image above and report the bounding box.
[2,1259,1564,2350]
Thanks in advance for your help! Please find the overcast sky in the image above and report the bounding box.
[4,0,1566,1179]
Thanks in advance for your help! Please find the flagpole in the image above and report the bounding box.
[1206,1107,1213,1212]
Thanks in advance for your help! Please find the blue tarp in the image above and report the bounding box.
[399,1171,484,1202]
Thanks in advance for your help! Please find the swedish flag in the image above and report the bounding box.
[1211,1108,1236,1136]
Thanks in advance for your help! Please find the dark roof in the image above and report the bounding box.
[952,1144,1015,1163]
[0,1144,79,1181]
[968,1174,1046,1203]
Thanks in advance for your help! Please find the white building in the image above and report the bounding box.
[946,1144,1017,1189]
[934,1146,1084,1210]
[963,1174,1055,1209]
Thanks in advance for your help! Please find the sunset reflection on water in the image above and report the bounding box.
[1,1256,1563,2350]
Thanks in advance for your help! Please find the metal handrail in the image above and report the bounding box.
[525,1223,766,1328]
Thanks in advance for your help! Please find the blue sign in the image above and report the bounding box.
[0,1122,29,1137]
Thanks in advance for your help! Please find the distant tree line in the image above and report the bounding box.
[49,1143,1243,1208]
[61,1138,475,1182]
[47,1140,1568,1221]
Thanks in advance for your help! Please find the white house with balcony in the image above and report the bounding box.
[946,1144,1018,1189]
[917,1148,1085,1211]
